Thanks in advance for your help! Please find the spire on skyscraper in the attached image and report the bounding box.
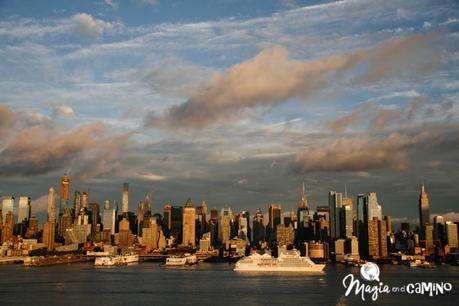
[299,181,308,209]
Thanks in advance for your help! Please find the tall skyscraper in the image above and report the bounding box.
[163,204,172,231]
[47,187,56,223]
[446,221,458,250]
[73,191,81,220]
[367,192,382,221]
[82,191,89,209]
[342,198,353,238]
[17,196,31,224]
[122,182,129,214]
[329,191,343,239]
[102,200,116,236]
[218,206,233,245]
[182,198,196,246]
[252,209,265,246]
[419,182,430,239]
[1,196,14,224]
[59,175,70,211]
[268,204,281,231]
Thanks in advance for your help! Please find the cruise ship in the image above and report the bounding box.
[234,248,325,272]
[95,254,139,266]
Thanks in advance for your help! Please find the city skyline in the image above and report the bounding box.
[1,0,459,224]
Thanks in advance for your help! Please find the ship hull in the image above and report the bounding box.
[234,264,325,272]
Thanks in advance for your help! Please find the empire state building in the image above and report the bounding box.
[419,182,430,239]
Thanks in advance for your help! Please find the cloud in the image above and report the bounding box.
[0,105,18,140]
[104,0,119,10]
[145,33,438,129]
[52,104,75,117]
[31,195,49,214]
[292,131,432,173]
[139,0,158,6]
[0,107,131,179]
[71,13,117,42]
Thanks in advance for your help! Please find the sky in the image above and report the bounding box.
[0,0,458,226]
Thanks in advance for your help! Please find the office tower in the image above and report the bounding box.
[118,217,131,248]
[356,194,366,238]
[276,223,295,246]
[237,211,250,241]
[144,192,152,216]
[1,196,14,224]
[59,175,70,211]
[433,215,446,246]
[196,201,208,240]
[384,216,393,233]
[182,198,196,246]
[25,216,39,238]
[329,191,343,239]
[367,192,382,221]
[122,182,129,214]
[73,191,81,220]
[1,211,14,243]
[58,210,72,240]
[425,224,434,256]
[419,182,430,239]
[365,217,388,258]
[268,204,281,231]
[170,206,183,243]
[137,201,145,235]
[163,204,172,231]
[210,208,218,220]
[446,221,458,249]
[342,198,353,238]
[252,209,265,246]
[47,187,56,222]
[81,191,89,209]
[17,196,31,224]
[89,203,100,238]
[103,200,116,236]
[218,206,233,245]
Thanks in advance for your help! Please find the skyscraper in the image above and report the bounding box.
[268,204,281,231]
[297,182,310,242]
[47,187,56,223]
[182,198,196,246]
[17,196,31,224]
[252,209,265,247]
[73,191,81,221]
[219,206,233,245]
[367,192,382,221]
[446,221,458,250]
[122,182,129,214]
[342,198,353,238]
[82,191,89,209]
[59,175,70,211]
[419,182,430,239]
[1,196,14,224]
[102,200,116,236]
[329,191,343,239]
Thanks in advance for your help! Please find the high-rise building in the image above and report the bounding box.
[17,196,31,224]
[82,191,89,209]
[356,194,366,238]
[433,215,446,246]
[367,192,382,221]
[365,217,388,258]
[122,182,129,214]
[1,196,14,224]
[446,221,458,250]
[219,206,233,245]
[59,175,70,211]
[297,183,310,243]
[419,182,430,239]
[103,200,116,236]
[170,206,183,243]
[384,216,393,234]
[252,209,265,246]
[342,198,353,238]
[182,198,196,246]
[268,204,281,231]
[276,223,295,246]
[210,208,218,220]
[163,204,172,232]
[329,191,342,239]
[47,187,56,223]
[73,191,81,220]
[237,211,250,241]
[196,201,208,239]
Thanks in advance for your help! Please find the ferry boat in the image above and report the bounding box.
[165,253,198,266]
[94,254,139,266]
[234,249,326,272]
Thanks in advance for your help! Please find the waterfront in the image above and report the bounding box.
[0,263,457,306]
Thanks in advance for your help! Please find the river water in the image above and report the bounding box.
[0,262,457,305]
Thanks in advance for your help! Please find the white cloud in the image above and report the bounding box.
[71,13,118,42]
[52,105,75,117]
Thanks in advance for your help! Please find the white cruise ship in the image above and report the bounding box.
[95,254,139,266]
[234,249,325,272]
[165,253,198,266]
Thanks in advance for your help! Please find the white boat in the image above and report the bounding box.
[234,249,326,272]
[95,254,139,266]
[165,253,198,266]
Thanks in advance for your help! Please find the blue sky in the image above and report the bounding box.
[0,0,458,226]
